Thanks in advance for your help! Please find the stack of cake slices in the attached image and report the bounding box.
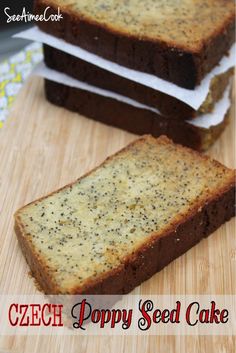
[20,0,235,150]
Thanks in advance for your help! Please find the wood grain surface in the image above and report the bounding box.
[0,77,235,353]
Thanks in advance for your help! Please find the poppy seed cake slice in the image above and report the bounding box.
[14,136,235,294]
[34,0,235,88]
[43,44,234,120]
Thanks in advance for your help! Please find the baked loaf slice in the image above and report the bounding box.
[34,0,235,88]
[15,135,235,295]
[43,44,233,120]
[44,79,231,151]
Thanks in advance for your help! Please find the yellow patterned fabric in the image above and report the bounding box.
[0,42,42,128]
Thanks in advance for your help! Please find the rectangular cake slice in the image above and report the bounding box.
[34,0,235,88]
[44,78,232,151]
[15,136,235,294]
[43,44,233,120]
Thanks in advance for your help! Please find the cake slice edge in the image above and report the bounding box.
[34,0,235,88]
[14,135,235,294]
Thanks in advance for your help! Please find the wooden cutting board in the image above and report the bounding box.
[0,77,235,353]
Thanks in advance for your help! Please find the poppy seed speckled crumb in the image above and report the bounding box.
[34,0,235,88]
[15,135,235,294]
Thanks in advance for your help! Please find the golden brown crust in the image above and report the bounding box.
[15,219,60,293]
[14,135,235,294]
